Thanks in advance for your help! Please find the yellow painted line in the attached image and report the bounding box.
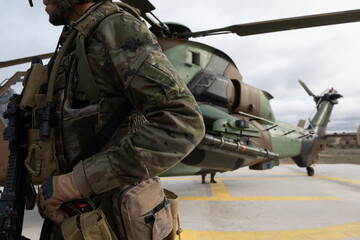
[179,196,339,201]
[161,177,203,181]
[181,221,360,240]
[314,175,360,185]
[220,177,290,180]
[179,180,339,201]
[162,171,358,239]
[210,179,232,199]
[161,177,290,181]
[235,170,360,185]
[235,170,307,176]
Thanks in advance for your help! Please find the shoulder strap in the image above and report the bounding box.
[74,1,144,103]
[74,1,142,38]
[76,32,102,104]
[46,30,77,103]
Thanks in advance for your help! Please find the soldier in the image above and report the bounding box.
[201,173,217,184]
[36,0,205,238]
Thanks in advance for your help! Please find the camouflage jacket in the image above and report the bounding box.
[52,1,205,194]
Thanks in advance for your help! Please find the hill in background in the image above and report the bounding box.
[281,132,360,165]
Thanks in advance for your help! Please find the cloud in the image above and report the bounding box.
[1,0,359,133]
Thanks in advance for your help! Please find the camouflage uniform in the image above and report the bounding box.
[52,1,205,195]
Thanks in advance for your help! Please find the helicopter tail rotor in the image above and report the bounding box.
[322,88,342,104]
[298,79,342,105]
[293,81,342,174]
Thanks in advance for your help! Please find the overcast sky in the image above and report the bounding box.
[1,0,360,132]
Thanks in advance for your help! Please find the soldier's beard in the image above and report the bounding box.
[47,0,72,26]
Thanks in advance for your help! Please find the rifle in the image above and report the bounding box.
[0,97,36,240]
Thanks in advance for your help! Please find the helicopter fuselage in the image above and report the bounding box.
[157,38,336,177]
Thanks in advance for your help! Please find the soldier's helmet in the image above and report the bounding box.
[28,0,102,7]
[62,0,103,8]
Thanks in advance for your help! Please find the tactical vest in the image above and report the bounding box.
[52,1,144,171]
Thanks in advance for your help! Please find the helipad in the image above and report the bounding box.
[160,164,360,240]
[21,164,360,239]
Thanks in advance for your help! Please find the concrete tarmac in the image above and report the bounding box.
[19,164,360,239]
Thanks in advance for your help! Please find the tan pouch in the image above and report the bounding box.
[61,215,84,240]
[61,200,118,240]
[20,63,48,110]
[81,209,117,239]
[112,177,172,240]
[24,93,60,185]
[163,189,182,240]
[17,63,60,184]
[26,128,60,185]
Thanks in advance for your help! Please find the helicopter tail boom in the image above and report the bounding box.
[291,82,342,168]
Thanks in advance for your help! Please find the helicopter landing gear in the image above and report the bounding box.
[306,166,314,176]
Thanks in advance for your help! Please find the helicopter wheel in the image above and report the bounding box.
[306,166,314,176]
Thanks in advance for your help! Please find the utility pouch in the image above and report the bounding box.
[16,62,60,184]
[24,93,60,185]
[26,127,59,185]
[112,177,173,240]
[60,200,118,240]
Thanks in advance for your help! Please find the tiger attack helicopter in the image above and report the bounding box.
[1,0,359,187]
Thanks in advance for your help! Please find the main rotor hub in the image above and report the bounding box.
[150,22,192,39]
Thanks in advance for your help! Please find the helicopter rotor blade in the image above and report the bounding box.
[1,0,154,69]
[178,9,360,38]
[298,79,316,98]
[0,53,53,69]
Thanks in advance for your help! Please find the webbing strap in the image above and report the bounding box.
[76,32,102,104]
[46,30,76,103]
[144,197,168,224]
[72,1,144,104]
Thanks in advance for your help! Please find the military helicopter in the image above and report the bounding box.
[0,0,359,187]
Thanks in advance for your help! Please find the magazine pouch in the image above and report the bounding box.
[17,62,60,184]
[60,196,118,240]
